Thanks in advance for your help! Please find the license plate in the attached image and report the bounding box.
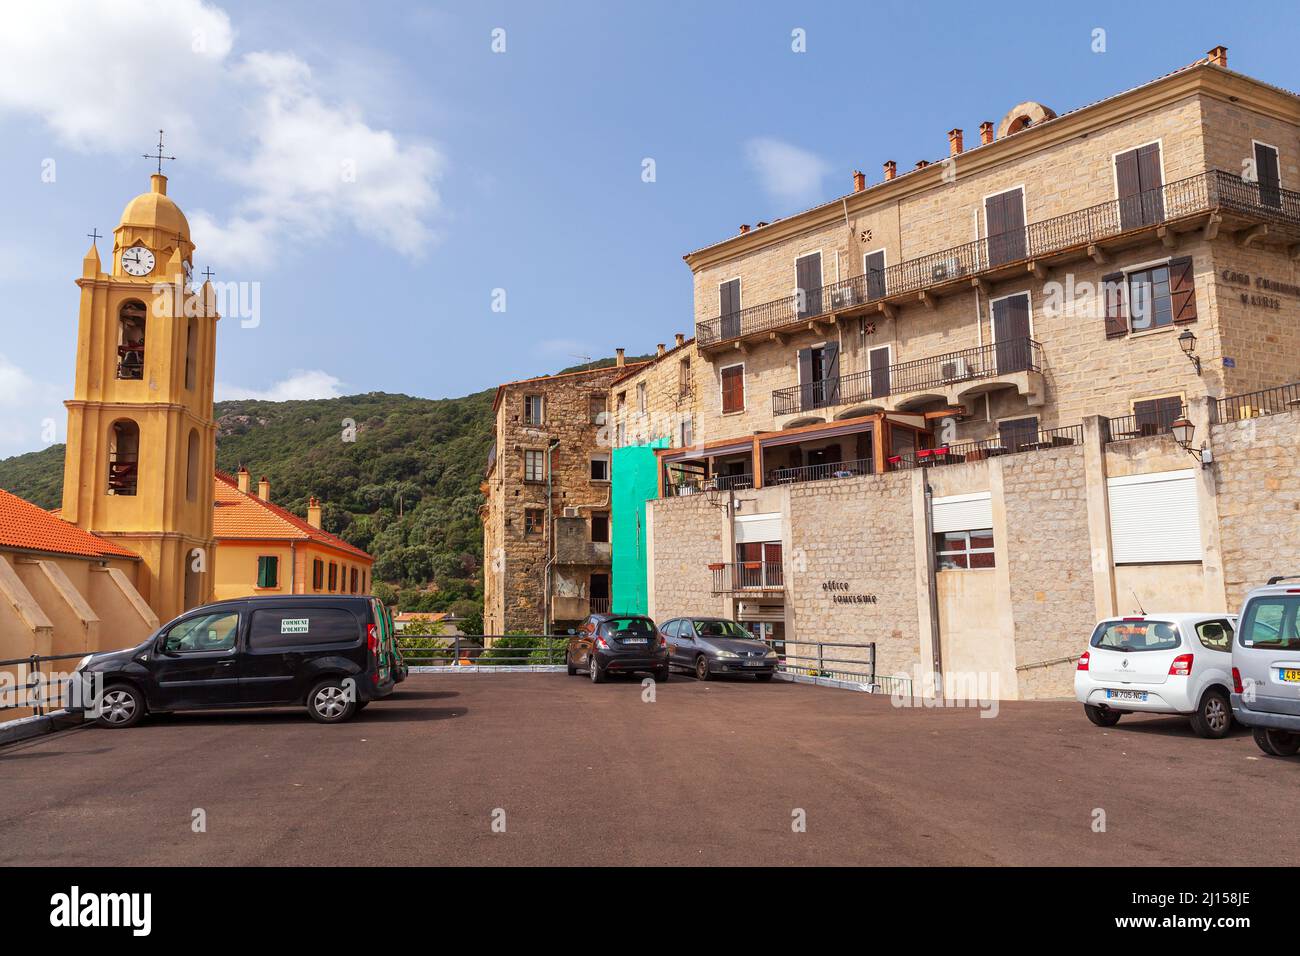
[744,661,765,667]
[1105,689,1148,702]
[621,638,647,645]
[1280,669,1300,683]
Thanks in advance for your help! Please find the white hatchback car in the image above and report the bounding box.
[1074,613,1238,738]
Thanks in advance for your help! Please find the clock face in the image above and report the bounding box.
[121,246,155,277]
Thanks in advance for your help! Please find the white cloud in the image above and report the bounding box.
[743,137,831,206]
[0,1,444,271]
[215,369,344,403]
[0,354,64,460]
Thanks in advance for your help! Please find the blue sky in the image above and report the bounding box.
[0,0,1296,459]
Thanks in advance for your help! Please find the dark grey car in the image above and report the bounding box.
[660,618,778,681]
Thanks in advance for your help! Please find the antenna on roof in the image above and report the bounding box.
[1131,590,1147,616]
[570,353,592,364]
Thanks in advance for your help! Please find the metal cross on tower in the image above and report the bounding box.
[143,130,175,175]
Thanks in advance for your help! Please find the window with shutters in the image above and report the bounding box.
[998,416,1040,452]
[932,493,994,569]
[328,562,338,591]
[1253,141,1281,208]
[1107,469,1203,563]
[721,364,745,414]
[680,416,694,447]
[936,531,996,570]
[1104,256,1196,337]
[863,249,887,300]
[1114,143,1164,229]
[524,508,543,536]
[312,558,324,591]
[256,555,279,589]
[794,252,822,318]
[637,382,647,414]
[984,188,1026,266]
[523,449,544,483]
[1133,396,1184,437]
[798,343,840,410]
[588,395,606,425]
[719,278,741,339]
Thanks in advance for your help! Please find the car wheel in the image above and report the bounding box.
[96,683,145,729]
[1083,704,1121,727]
[654,667,669,683]
[307,678,358,724]
[589,655,607,684]
[1190,689,1232,739]
[1253,726,1300,756]
[695,655,711,681]
[755,672,774,682]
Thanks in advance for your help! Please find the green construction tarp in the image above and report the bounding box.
[611,440,666,616]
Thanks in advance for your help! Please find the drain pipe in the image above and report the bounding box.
[923,480,944,700]
[541,437,561,635]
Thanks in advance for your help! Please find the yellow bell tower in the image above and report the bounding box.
[60,162,220,623]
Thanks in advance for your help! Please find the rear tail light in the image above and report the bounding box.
[595,636,609,650]
[657,634,667,649]
[1169,653,1193,677]
[1077,651,1090,671]
[1233,667,1244,693]
[367,623,379,654]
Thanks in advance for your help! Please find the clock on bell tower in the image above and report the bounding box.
[60,159,221,622]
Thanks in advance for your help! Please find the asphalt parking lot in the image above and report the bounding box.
[0,672,1295,866]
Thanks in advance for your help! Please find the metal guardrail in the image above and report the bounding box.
[767,457,873,485]
[1103,405,1185,443]
[0,652,88,716]
[698,169,1300,347]
[772,338,1042,416]
[889,424,1084,470]
[396,634,569,667]
[1211,381,1300,424]
[710,562,785,593]
[762,638,910,694]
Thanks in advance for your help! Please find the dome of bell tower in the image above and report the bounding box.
[117,173,190,241]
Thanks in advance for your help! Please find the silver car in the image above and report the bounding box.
[1230,576,1300,756]
[659,618,779,681]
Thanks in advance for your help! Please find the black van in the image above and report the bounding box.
[72,595,395,727]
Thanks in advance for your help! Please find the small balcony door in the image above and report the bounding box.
[869,345,892,398]
[992,293,1032,374]
[985,188,1026,266]
[1115,143,1164,230]
[720,278,741,339]
[736,542,782,589]
[589,572,610,615]
[798,342,839,411]
[795,252,823,319]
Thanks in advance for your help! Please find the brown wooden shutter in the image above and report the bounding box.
[1168,256,1197,324]
[1103,271,1128,338]
[722,366,744,413]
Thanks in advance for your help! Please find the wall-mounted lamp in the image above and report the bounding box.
[1171,417,1213,468]
[1178,329,1202,375]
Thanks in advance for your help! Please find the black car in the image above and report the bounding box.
[660,617,778,681]
[567,613,669,683]
[72,595,396,727]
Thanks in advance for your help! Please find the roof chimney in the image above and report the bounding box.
[979,121,994,145]
[236,467,250,494]
[755,221,769,228]
[883,160,896,181]
[307,496,322,529]
[739,224,750,234]
[615,347,625,367]
[675,333,685,347]
[914,160,931,170]
[948,129,964,156]
[852,170,866,192]
[1207,45,1227,68]
[656,343,666,358]
[258,475,270,501]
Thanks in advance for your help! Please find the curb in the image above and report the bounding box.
[0,709,84,746]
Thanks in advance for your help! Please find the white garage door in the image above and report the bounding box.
[1107,469,1203,563]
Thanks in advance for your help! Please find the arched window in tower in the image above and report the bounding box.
[186,428,200,501]
[185,317,197,390]
[116,300,147,380]
[107,419,140,496]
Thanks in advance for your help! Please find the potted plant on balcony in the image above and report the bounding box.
[707,562,725,571]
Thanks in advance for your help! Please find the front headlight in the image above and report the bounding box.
[75,654,94,672]
[765,649,778,659]
[715,649,739,659]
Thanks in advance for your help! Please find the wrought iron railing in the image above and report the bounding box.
[766,457,873,485]
[889,424,1084,469]
[698,169,1300,346]
[710,561,784,593]
[1103,405,1186,443]
[589,597,612,614]
[772,338,1042,415]
[1211,382,1300,424]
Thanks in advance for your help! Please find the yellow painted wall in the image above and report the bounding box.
[212,540,373,602]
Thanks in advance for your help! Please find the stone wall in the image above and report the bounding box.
[646,490,725,622]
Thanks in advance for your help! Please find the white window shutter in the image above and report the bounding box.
[1107,470,1203,563]
[932,493,993,533]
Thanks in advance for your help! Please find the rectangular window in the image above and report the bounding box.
[795,252,823,318]
[1127,265,1173,331]
[249,608,360,650]
[1115,143,1164,229]
[615,422,625,447]
[523,395,544,425]
[256,555,279,589]
[1133,396,1183,436]
[524,508,544,536]
[312,559,323,591]
[636,382,647,414]
[588,395,606,425]
[985,188,1026,266]
[591,511,610,543]
[616,391,626,412]
[935,530,996,570]
[998,416,1040,452]
[350,568,358,593]
[524,449,544,482]
[680,416,693,447]
[863,249,886,300]
[721,364,745,414]
[1240,596,1300,650]
[1254,141,1282,208]
[720,278,741,339]
[679,357,691,396]
[590,456,610,481]
[328,562,338,592]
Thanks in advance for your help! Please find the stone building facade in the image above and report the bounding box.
[481,359,644,635]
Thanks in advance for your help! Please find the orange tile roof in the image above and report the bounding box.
[0,489,138,560]
[213,472,371,561]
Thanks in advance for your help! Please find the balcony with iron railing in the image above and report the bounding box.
[772,337,1043,417]
[698,169,1300,350]
[710,561,785,594]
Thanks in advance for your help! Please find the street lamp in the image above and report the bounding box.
[1178,329,1202,375]
[1171,416,1213,467]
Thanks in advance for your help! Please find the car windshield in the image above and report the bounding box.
[1090,620,1180,652]
[602,618,654,637]
[1240,596,1300,650]
[693,620,754,640]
